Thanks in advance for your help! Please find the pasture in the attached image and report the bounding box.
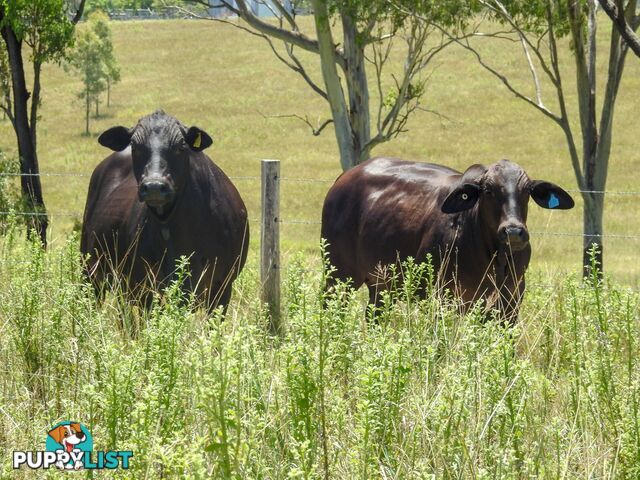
[1,15,640,479]
[0,17,639,282]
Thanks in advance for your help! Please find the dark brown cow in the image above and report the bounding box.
[81,110,249,312]
[321,157,574,321]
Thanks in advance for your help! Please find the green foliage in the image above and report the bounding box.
[0,150,22,231]
[0,0,76,65]
[65,12,119,132]
[0,44,8,107]
[329,0,477,30]
[92,11,120,84]
[86,0,194,14]
[483,0,573,37]
[86,0,153,13]
[2,230,640,477]
[68,27,106,103]
[69,25,106,99]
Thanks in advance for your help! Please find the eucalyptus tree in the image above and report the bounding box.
[598,0,640,57]
[0,0,85,245]
[68,11,120,120]
[429,0,638,275]
[189,0,471,171]
[94,15,120,109]
[67,22,107,134]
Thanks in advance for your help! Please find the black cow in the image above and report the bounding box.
[321,157,574,321]
[81,110,249,312]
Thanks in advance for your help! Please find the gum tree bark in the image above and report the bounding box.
[311,0,357,170]
[0,16,48,244]
[598,0,640,57]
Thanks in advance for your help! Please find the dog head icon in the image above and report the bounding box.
[48,423,87,453]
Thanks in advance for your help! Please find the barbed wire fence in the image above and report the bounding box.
[2,164,639,311]
[1,171,640,239]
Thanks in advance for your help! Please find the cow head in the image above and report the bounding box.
[441,159,574,251]
[98,110,213,217]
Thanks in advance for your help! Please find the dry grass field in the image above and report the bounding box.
[0,16,639,283]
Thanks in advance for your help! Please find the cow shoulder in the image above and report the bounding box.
[187,153,248,226]
[83,149,139,235]
[358,158,458,216]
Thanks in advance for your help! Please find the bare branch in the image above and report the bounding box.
[520,33,543,106]
[177,5,329,103]
[598,0,640,57]
[459,35,561,123]
[268,0,297,29]
[71,0,87,25]
[284,44,328,100]
[0,104,15,126]
[189,0,347,68]
[174,5,267,39]
[417,35,459,70]
[368,24,395,134]
[477,1,560,88]
[545,2,584,189]
[415,105,457,124]
[259,111,333,136]
[367,20,447,151]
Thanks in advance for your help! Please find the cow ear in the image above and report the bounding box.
[185,126,213,152]
[530,180,574,210]
[441,183,481,214]
[98,126,132,151]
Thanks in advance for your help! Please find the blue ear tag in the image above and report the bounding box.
[548,193,560,209]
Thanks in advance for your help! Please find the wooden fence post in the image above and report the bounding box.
[261,159,280,334]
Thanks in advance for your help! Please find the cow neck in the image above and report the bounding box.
[145,196,182,284]
[147,189,185,242]
[458,206,498,268]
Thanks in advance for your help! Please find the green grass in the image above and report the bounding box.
[0,17,639,283]
[1,224,640,478]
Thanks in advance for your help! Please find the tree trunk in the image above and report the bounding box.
[95,97,99,118]
[85,92,90,135]
[30,60,41,148]
[572,0,630,278]
[107,78,111,107]
[311,0,358,171]
[582,192,604,277]
[342,14,371,164]
[570,0,603,277]
[1,22,48,246]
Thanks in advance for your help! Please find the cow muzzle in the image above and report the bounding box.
[139,180,174,208]
[498,224,530,251]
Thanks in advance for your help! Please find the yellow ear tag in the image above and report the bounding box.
[193,132,202,149]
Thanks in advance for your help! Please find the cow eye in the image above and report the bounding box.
[483,188,494,196]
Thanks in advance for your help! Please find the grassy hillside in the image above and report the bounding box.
[0,17,639,284]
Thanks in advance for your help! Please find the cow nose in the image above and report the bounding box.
[500,225,529,247]
[140,181,171,205]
